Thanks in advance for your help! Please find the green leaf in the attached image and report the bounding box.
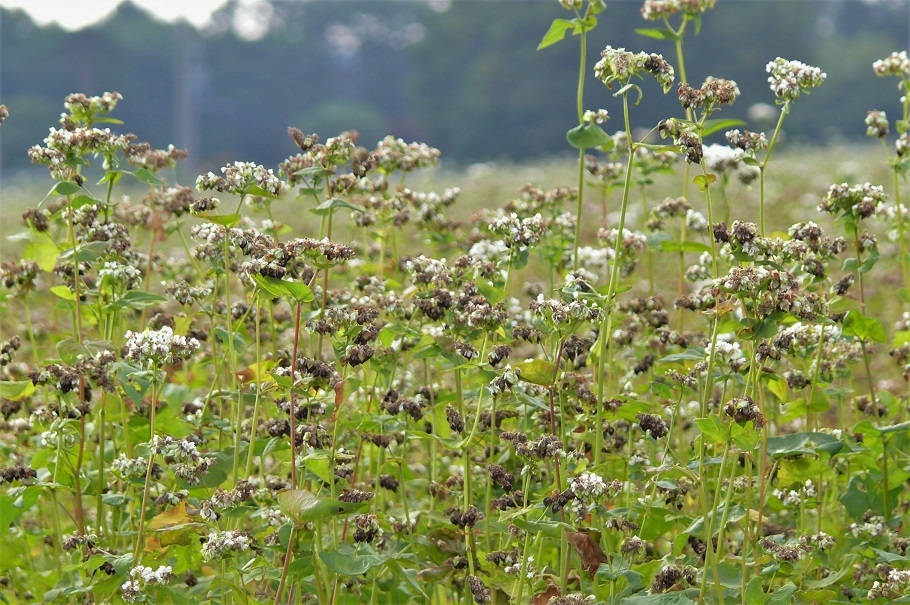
[660,241,711,254]
[842,310,886,343]
[50,285,77,301]
[277,490,370,524]
[766,432,841,458]
[200,213,242,227]
[24,239,60,272]
[247,184,280,199]
[649,381,675,399]
[894,330,910,348]
[106,291,169,311]
[829,296,864,314]
[387,560,429,599]
[131,168,165,186]
[730,421,761,451]
[513,247,529,270]
[320,545,387,576]
[633,27,678,41]
[538,18,575,50]
[692,173,717,192]
[741,156,760,167]
[57,240,108,264]
[658,348,706,364]
[745,577,770,604]
[0,381,36,401]
[700,118,746,138]
[766,582,797,605]
[859,247,880,273]
[251,274,314,302]
[695,416,729,445]
[566,123,613,150]
[683,503,745,537]
[803,558,856,589]
[878,420,910,435]
[513,358,556,387]
[52,181,81,196]
[310,197,364,216]
[619,590,697,604]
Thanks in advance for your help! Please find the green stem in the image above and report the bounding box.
[758,104,790,236]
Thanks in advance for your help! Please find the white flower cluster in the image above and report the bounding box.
[404,255,450,286]
[559,0,582,10]
[705,339,746,373]
[819,182,887,218]
[848,515,891,539]
[504,554,536,579]
[766,57,826,102]
[28,126,132,178]
[164,280,214,306]
[488,365,521,396]
[196,161,284,196]
[153,435,216,485]
[48,126,132,156]
[641,0,716,21]
[488,212,548,249]
[702,143,742,174]
[799,531,836,552]
[684,251,713,283]
[772,487,801,508]
[685,209,708,231]
[64,91,122,117]
[595,46,675,93]
[99,261,142,289]
[570,472,611,502]
[110,453,149,480]
[374,136,440,172]
[468,239,510,264]
[202,529,253,561]
[873,50,910,79]
[869,569,910,600]
[529,294,602,325]
[124,325,200,369]
[121,565,173,603]
[582,109,609,125]
[725,129,768,153]
[597,228,648,258]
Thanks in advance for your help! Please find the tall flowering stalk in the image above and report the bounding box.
[869,51,910,299]
[593,46,674,471]
[741,58,826,235]
[539,0,607,270]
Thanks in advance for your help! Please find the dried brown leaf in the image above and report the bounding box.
[566,530,608,579]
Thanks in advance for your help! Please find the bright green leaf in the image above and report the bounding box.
[513,358,556,387]
[566,123,613,150]
[538,18,575,50]
[277,490,370,524]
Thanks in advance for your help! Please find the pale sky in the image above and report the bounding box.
[0,0,232,30]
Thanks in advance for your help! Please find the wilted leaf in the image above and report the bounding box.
[566,530,607,579]
[149,501,194,530]
[530,579,560,605]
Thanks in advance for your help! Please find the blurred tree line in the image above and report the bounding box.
[0,0,907,180]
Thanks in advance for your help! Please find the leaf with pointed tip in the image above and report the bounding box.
[566,123,613,150]
[538,18,575,50]
[277,489,369,524]
[513,358,556,387]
